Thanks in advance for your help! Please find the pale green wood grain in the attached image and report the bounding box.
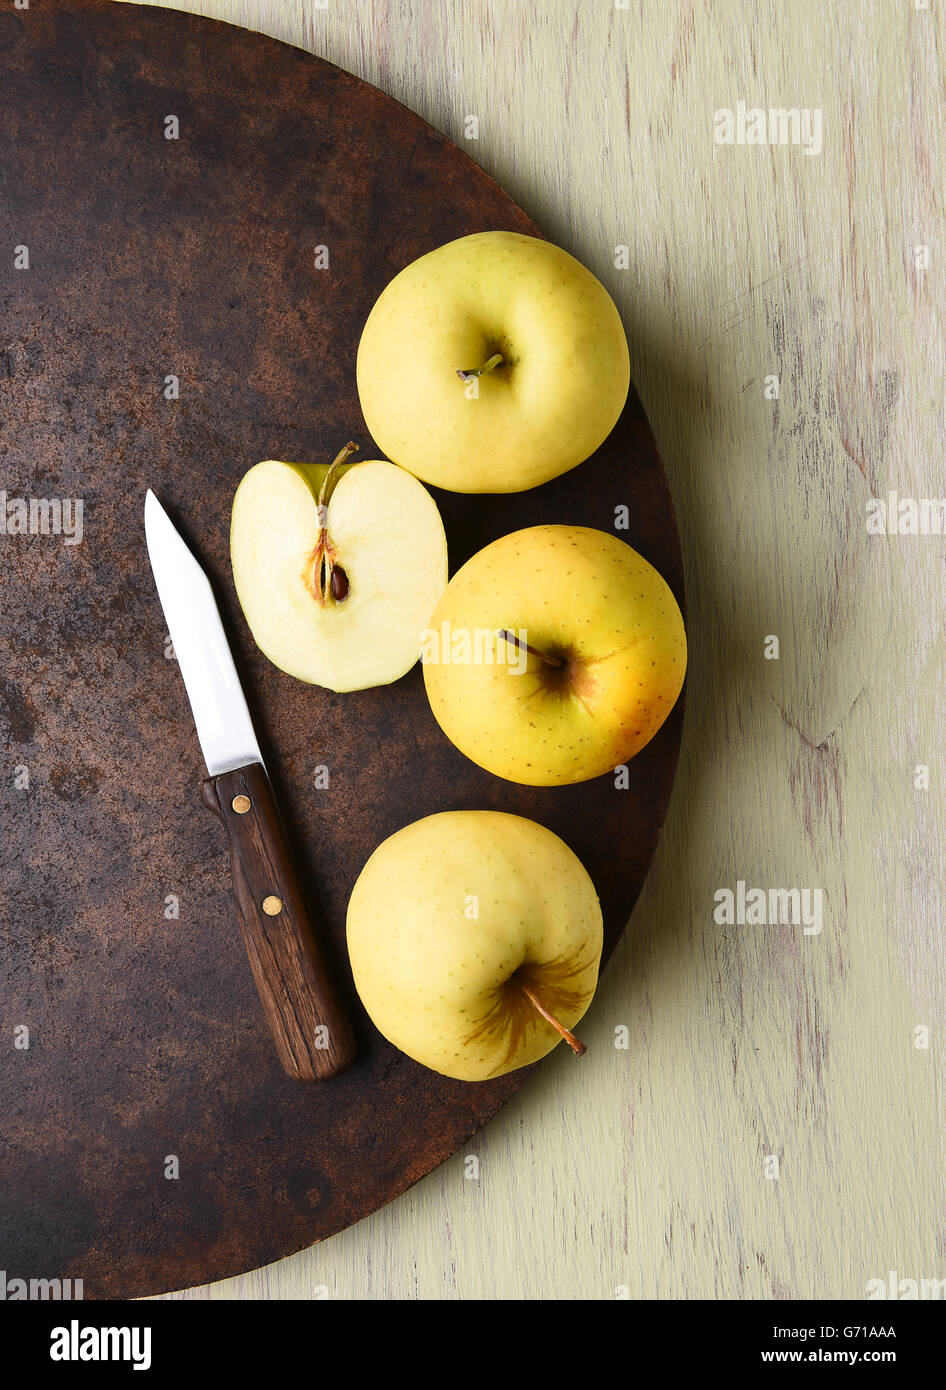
[121,0,946,1300]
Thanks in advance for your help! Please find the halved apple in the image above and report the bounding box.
[230,445,448,692]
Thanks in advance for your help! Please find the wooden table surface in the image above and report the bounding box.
[122,0,945,1300]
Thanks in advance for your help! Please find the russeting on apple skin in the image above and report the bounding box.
[423,525,686,786]
[346,811,603,1081]
[356,231,630,493]
[230,448,447,693]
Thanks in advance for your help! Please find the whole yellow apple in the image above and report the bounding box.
[346,811,602,1081]
[356,231,630,493]
[423,525,686,785]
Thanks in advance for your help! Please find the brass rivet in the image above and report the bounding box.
[262,895,283,916]
[232,794,251,814]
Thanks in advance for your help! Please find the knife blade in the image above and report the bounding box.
[145,491,264,777]
[144,489,356,1082]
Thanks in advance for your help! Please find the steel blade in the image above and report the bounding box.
[144,489,264,777]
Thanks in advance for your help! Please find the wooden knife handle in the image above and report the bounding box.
[200,761,356,1082]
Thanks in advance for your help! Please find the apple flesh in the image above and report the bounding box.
[423,525,686,785]
[346,810,603,1081]
[230,448,447,692]
[356,231,630,493]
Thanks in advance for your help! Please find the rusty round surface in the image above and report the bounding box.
[0,0,685,1298]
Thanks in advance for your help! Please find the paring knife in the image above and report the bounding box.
[144,490,356,1083]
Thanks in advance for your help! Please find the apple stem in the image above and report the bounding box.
[456,352,504,382]
[518,982,586,1057]
[305,442,359,608]
[317,440,359,514]
[497,629,566,669]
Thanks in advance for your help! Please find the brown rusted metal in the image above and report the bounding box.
[0,0,685,1297]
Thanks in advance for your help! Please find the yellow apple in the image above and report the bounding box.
[423,525,686,785]
[230,444,447,692]
[356,231,630,493]
[346,811,603,1081]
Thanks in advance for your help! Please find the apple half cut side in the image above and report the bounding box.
[230,448,448,693]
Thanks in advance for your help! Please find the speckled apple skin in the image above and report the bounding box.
[356,231,631,493]
[423,525,687,785]
[346,811,603,1080]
